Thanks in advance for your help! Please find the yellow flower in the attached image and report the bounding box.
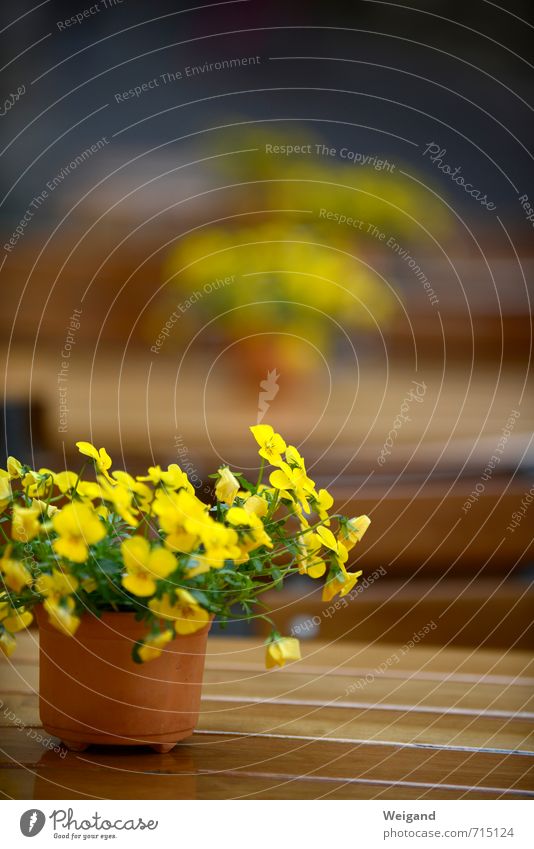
[11,504,42,542]
[0,605,33,632]
[297,532,326,578]
[43,596,80,636]
[97,476,138,526]
[153,489,207,552]
[137,464,193,493]
[340,515,371,551]
[0,475,12,512]
[54,471,78,494]
[32,499,59,517]
[265,637,301,669]
[149,589,210,635]
[112,471,153,511]
[36,569,79,598]
[76,441,115,485]
[0,629,16,657]
[52,502,106,563]
[138,629,174,662]
[315,488,334,524]
[322,566,362,602]
[76,480,103,502]
[22,470,54,498]
[80,577,98,594]
[225,506,255,527]
[201,543,242,570]
[270,462,316,514]
[121,536,176,596]
[250,424,286,466]
[0,550,32,592]
[284,445,307,471]
[155,488,207,527]
[226,507,272,551]
[187,520,242,568]
[243,493,268,518]
[215,467,240,505]
[6,456,23,479]
[316,525,348,564]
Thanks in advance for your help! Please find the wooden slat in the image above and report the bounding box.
[10,630,534,676]
[5,765,528,799]
[1,728,532,791]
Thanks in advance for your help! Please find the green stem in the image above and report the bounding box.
[266,489,279,522]
[256,457,265,490]
[71,463,88,498]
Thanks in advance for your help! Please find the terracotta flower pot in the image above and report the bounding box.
[36,607,210,753]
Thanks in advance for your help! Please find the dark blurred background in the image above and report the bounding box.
[1,0,533,648]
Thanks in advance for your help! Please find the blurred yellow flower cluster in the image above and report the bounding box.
[163,221,393,352]
[155,129,450,356]
[0,427,370,667]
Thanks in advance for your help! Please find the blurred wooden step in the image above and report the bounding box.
[261,578,534,651]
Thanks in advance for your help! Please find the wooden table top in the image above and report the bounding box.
[1,632,533,800]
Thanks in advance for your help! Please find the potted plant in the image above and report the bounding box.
[0,425,370,752]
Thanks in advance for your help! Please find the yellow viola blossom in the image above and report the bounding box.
[315,488,334,524]
[6,457,23,479]
[215,467,240,505]
[76,441,115,485]
[0,629,16,657]
[0,549,32,592]
[112,471,153,511]
[149,589,210,635]
[243,493,268,518]
[270,461,316,514]
[297,531,326,578]
[22,470,54,498]
[153,489,206,552]
[97,476,138,526]
[32,499,59,517]
[185,557,211,578]
[44,596,80,636]
[137,464,193,493]
[226,506,272,550]
[284,445,307,471]
[53,471,78,494]
[138,629,174,662]
[316,525,349,564]
[154,487,208,529]
[202,543,242,570]
[76,480,103,502]
[36,569,79,598]
[80,577,98,594]
[167,464,195,492]
[266,637,301,669]
[52,502,106,563]
[0,605,33,632]
[0,474,12,512]
[250,424,286,466]
[11,504,42,542]
[193,521,242,568]
[340,515,371,551]
[322,566,363,602]
[121,536,176,596]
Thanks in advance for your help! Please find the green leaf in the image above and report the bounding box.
[132,640,144,664]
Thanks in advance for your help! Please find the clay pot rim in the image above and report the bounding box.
[35,605,212,643]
